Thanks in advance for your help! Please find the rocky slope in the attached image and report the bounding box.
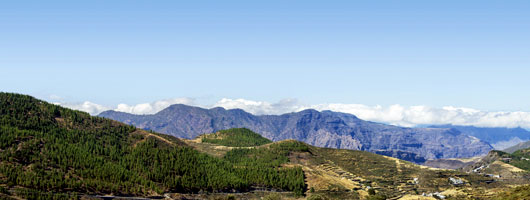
[99,104,492,162]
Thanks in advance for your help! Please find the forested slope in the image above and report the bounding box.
[0,93,304,199]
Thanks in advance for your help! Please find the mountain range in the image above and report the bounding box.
[99,104,493,162]
[429,124,530,149]
[504,140,530,153]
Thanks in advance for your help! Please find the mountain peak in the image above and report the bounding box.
[209,106,226,111]
[167,103,196,110]
[299,108,319,113]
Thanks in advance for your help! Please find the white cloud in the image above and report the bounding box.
[114,98,195,115]
[55,101,111,115]
[56,97,530,129]
[213,98,304,115]
[56,98,195,115]
[307,103,530,128]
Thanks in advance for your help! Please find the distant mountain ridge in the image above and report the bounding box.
[504,141,530,154]
[429,125,530,149]
[99,104,492,162]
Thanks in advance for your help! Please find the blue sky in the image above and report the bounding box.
[1,0,530,113]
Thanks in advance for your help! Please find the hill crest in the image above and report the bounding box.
[200,128,272,147]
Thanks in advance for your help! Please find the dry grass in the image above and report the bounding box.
[181,137,259,157]
[131,129,176,147]
[181,139,233,157]
[303,163,361,192]
[491,160,525,173]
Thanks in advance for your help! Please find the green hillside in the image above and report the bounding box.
[0,93,304,199]
[201,128,272,147]
[504,148,530,171]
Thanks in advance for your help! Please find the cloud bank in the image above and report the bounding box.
[55,98,195,116]
[213,98,304,115]
[55,101,111,116]
[57,97,530,129]
[114,98,195,115]
[307,104,530,128]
